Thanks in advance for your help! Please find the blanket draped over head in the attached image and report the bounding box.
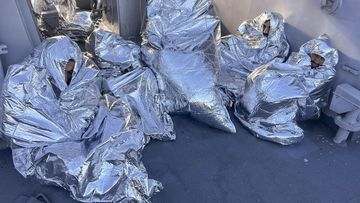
[235,35,338,145]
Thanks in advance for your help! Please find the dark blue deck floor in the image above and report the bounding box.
[1,114,360,203]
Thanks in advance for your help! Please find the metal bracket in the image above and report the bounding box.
[342,65,359,76]
[320,0,343,14]
[0,44,8,55]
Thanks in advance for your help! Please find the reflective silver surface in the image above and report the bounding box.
[31,0,76,17]
[218,12,290,106]
[235,36,338,145]
[88,29,176,141]
[1,36,162,202]
[31,0,93,41]
[2,36,101,146]
[105,68,176,141]
[59,11,94,42]
[287,35,339,120]
[142,0,236,133]
[86,29,142,78]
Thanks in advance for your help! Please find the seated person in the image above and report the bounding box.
[218,12,290,106]
[1,36,161,202]
[87,29,176,140]
[287,35,339,120]
[235,35,339,145]
[2,36,101,143]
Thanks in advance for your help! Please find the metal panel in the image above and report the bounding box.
[0,0,41,71]
[0,44,6,92]
[102,0,146,42]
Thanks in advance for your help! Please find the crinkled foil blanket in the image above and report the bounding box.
[218,11,290,106]
[1,0,340,202]
[235,35,339,145]
[31,0,94,41]
[1,36,165,202]
[87,29,176,141]
[0,0,237,202]
[142,0,236,133]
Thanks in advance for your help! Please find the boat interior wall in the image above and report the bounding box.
[0,0,41,72]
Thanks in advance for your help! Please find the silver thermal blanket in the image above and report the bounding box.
[31,0,94,41]
[1,36,161,202]
[218,12,290,106]
[87,29,176,141]
[235,35,338,145]
[142,0,236,133]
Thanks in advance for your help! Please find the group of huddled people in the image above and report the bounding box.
[0,0,339,202]
[218,11,338,145]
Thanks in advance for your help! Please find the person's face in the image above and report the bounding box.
[262,20,271,37]
[310,53,325,69]
[65,59,75,85]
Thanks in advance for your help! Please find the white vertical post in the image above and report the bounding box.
[0,44,7,93]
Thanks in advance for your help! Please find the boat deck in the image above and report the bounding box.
[1,114,360,202]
